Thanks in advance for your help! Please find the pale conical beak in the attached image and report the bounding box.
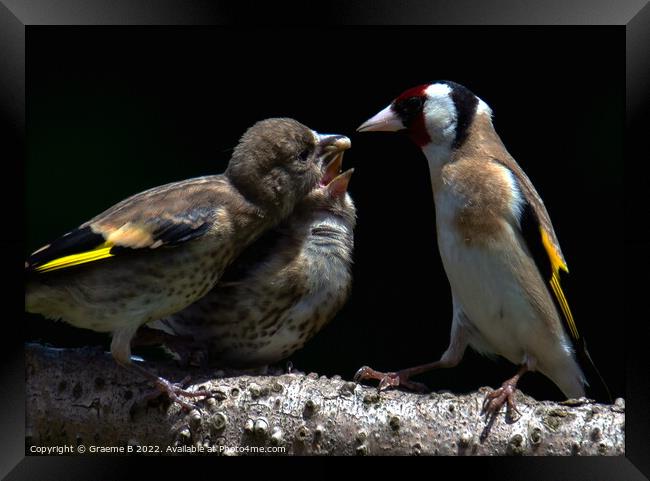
[357,104,405,132]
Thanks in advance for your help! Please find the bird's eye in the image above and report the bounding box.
[298,148,312,162]
[404,96,424,112]
[394,96,425,123]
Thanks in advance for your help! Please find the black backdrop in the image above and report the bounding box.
[26,27,624,402]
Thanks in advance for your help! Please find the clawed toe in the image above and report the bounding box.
[354,365,399,390]
[147,376,211,411]
[377,373,400,391]
[353,365,374,382]
[481,384,519,420]
[354,365,428,393]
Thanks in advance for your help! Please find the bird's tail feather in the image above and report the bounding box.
[577,337,612,403]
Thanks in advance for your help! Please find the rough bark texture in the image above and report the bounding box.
[26,344,625,456]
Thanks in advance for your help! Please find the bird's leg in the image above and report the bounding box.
[354,317,468,393]
[481,365,528,420]
[112,327,210,411]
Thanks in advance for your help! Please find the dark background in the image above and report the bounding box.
[26,26,624,403]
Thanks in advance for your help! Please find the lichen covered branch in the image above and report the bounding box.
[26,344,624,455]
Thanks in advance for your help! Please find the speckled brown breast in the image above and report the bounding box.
[158,248,351,367]
[151,198,356,368]
[208,283,348,366]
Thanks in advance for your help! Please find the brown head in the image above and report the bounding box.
[226,118,351,219]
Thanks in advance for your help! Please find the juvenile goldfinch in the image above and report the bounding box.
[26,117,350,408]
[144,153,355,368]
[354,81,607,416]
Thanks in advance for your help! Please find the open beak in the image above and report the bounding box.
[318,134,350,186]
[321,151,344,186]
[320,141,353,196]
[325,168,354,197]
[357,104,405,132]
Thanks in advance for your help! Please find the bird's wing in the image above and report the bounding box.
[499,157,611,401]
[494,157,578,341]
[26,176,229,274]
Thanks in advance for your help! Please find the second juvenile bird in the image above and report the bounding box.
[146,152,356,368]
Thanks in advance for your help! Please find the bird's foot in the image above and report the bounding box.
[159,376,211,411]
[353,366,428,393]
[481,381,521,421]
[142,374,211,411]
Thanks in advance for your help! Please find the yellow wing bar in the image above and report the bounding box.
[34,242,114,273]
[541,228,578,339]
[540,228,568,274]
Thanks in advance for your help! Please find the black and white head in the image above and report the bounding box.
[357,81,493,155]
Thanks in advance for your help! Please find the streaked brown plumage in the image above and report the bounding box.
[26,118,350,407]
[146,156,356,368]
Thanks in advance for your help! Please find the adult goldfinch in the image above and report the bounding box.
[26,117,350,408]
[354,81,606,416]
[145,155,355,368]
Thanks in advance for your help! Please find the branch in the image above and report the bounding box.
[26,343,624,455]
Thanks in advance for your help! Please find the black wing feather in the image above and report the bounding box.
[518,198,611,401]
[27,213,213,273]
[151,218,212,246]
[26,226,105,272]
